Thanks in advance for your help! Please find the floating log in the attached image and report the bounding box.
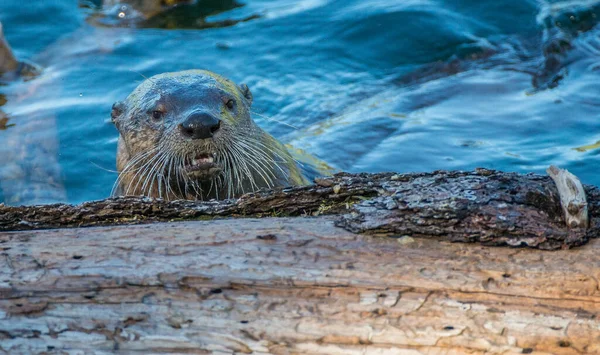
[2,169,600,353]
[1,217,600,354]
[2,169,599,249]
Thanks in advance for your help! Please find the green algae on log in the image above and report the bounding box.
[1,169,599,250]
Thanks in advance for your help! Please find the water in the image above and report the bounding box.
[1,0,600,205]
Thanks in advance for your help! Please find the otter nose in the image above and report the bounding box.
[178,112,221,140]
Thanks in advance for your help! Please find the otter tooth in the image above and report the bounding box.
[191,157,214,165]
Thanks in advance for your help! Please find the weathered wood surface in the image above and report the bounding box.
[0,217,599,354]
[547,166,589,229]
[2,170,600,249]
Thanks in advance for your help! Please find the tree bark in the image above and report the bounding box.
[2,169,599,249]
[1,217,600,354]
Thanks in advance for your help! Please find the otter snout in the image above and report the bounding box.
[178,112,221,139]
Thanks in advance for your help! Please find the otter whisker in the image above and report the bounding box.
[238,140,283,174]
[250,110,299,130]
[157,174,163,199]
[211,151,225,198]
[227,143,261,193]
[112,148,158,196]
[230,142,275,189]
[151,151,174,198]
[181,154,206,200]
[129,70,169,99]
[230,142,272,187]
[142,153,163,197]
[139,151,167,196]
[154,156,172,199]
[220,148,238,198]
[128,150,164,196]
[178,155,189,198]
[230,139,283,185]
[238,137,291,180]
[171,154,183,199]
[228,147,244,196]
[235,133,289,166]
[190,179,203,200]
[171,154,186,200]
[209,174,219,200]
[112,149,156,194]
[218,144,242,197]
[165,153,177,200]
[227,146,246,196]
[217,175,225,198]
[145,151,171,199]
[89,160,119,174]
[207,179,214,199]
[208,149,229,199]
[120,150,157,181]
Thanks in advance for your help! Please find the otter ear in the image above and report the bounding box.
[111,101,125,124]
[239,84,253,105]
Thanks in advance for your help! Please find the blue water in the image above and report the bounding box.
[1,0,600,205]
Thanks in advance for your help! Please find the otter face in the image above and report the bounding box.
[111,70,294,200]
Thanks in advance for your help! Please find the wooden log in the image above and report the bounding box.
[0,22,18,74]
[0,21,40,78]
[2,170,600,249]
[1,217,600,354]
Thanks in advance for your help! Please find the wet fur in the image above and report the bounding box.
[112,70,306,200]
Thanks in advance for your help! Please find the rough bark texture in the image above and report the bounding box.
[2,170,600,249]
[1,217,600,354]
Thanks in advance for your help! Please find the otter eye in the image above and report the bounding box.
[226,99,235,110]
[152,110,164,121]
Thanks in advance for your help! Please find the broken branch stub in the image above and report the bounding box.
[546,165,589,229]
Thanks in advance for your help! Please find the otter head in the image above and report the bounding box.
[111,69,273,200]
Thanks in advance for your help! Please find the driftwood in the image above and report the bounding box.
[2,217,600,354]
[2,169,600,249]
[2,169,600,353]
[0,22,18,74]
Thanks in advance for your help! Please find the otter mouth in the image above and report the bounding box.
[186,153,215,171]
[185,153,222,180]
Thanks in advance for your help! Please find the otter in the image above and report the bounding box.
[111,70,308,200]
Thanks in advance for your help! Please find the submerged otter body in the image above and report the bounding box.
[112,70,307,200]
